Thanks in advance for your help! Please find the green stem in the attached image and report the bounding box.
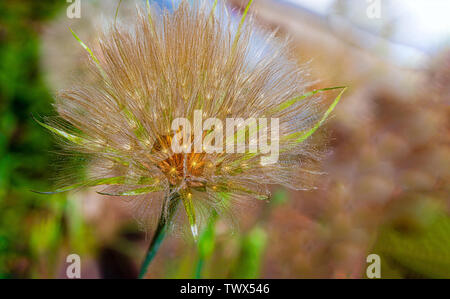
[138,193,179,279]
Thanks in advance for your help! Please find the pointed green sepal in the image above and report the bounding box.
[284,86,347,143]
[70,28,107,78]
[273,86,346,113]
[97,185,162,196]
[35,118,87,146]
[32,176,127,194]
[182,194,198,241]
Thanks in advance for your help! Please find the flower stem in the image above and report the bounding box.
[138,193,179,279]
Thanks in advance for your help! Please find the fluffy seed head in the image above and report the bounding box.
[43,0,343,236]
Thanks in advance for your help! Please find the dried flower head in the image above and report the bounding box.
[38,0,345,238]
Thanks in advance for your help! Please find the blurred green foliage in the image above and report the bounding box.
[230,227,268,279]
[372,198,450,278]
[0,0,66,277]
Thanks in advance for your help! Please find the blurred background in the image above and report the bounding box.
[0,0,449,278]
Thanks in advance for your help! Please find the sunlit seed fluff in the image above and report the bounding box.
[50,0,336,235]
